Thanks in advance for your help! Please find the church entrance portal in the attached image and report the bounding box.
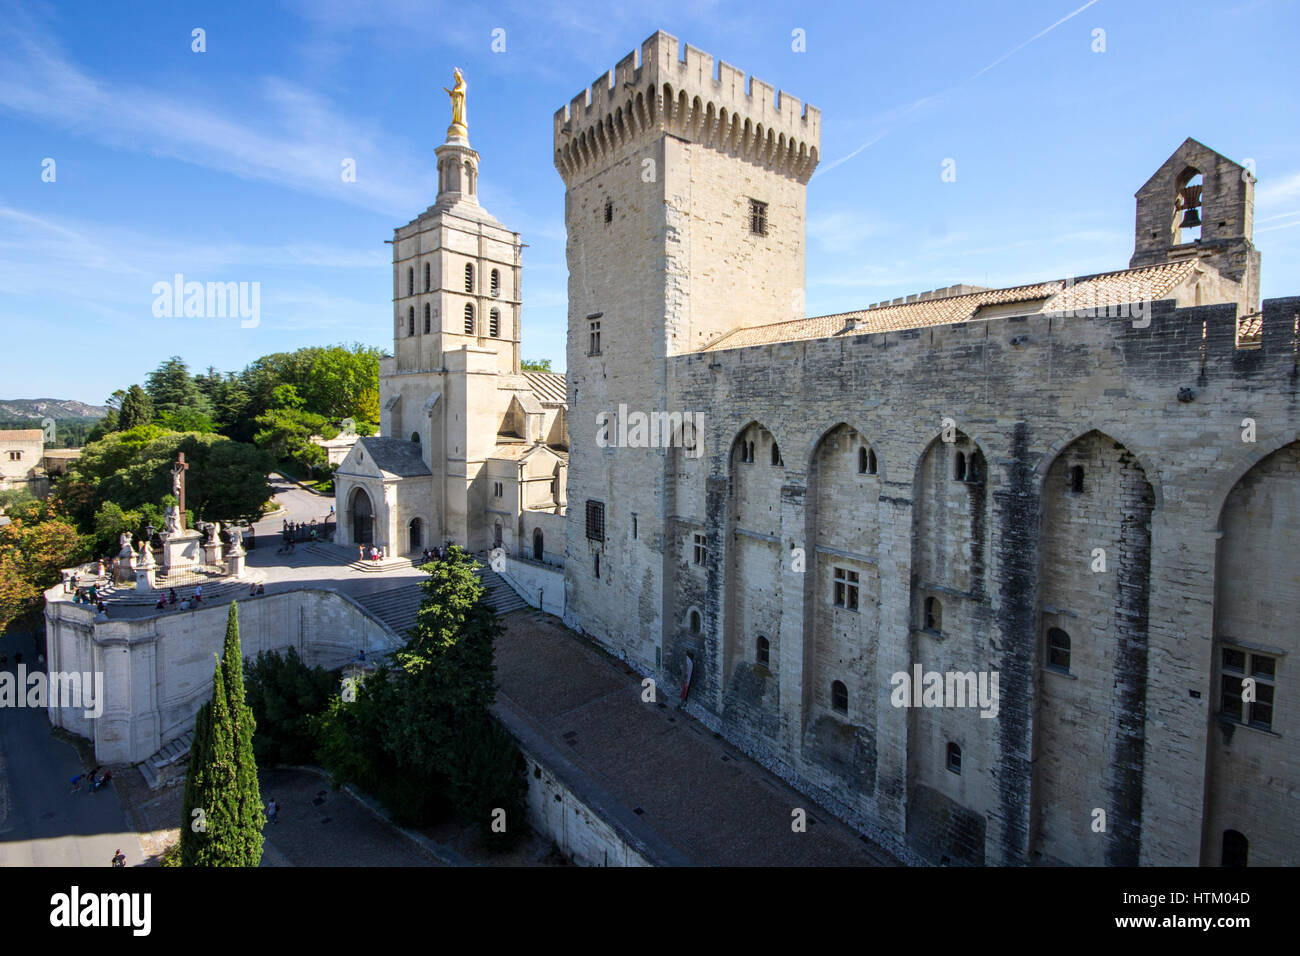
[350,487,374,546]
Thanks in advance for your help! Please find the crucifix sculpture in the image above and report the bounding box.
[171,452,189,531]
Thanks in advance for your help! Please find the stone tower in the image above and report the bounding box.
[1129,137,1260,315]
[376,103,526,549]
[553,31,820,667]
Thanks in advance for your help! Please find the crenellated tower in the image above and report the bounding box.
[554,30,819,669]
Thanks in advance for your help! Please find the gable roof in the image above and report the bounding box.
[522,370,567,406]
[701,260,1200,353]
[355,436,432,478]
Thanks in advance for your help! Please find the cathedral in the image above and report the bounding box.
[332,95,568,564]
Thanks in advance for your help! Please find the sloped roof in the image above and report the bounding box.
[356,436,432,477]
[700,261,1199,352]
[523,370,567,405]
[0,429,44,441]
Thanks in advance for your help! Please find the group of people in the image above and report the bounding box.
[70,767,113,794]
[153,586,203,611]
[278,518,321,553]
[72,586,108,616]
[418,545,451,563]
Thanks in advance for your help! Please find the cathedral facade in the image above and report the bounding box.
[334,116,568,562]
[554,31,1297,867]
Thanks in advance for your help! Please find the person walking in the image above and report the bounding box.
[266,798,279,824]
[111,849,126,867]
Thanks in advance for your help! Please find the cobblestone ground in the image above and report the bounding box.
[495,609,903,866]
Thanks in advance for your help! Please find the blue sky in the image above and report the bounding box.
[1,0,1297,405]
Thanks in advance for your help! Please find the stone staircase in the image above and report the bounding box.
[352,568,528,640]
[97,569,263,606]
[138,730,195,790]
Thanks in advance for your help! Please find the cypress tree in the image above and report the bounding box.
[176,602,264,866]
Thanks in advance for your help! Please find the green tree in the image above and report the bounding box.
[146,356,212,419]
[0,498,85,632]
[118,385,154,431]
[244,647,338,765]
[519,358,553,372]
[178,603,264,867]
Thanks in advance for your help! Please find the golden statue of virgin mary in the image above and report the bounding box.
[443,68,467,137]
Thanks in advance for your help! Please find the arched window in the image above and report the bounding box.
[424,261,431,292]
[407,267,414,297]
[423,303,431,334]
[924,596,941,632]
[1069,464,1084,494]
[867,448,877,474]
[408,517,422,552]
[407,306,415,336]
[954,451,966,481]
[489,308,500,338]
[1221,829,1249,867]
[770,442,782,466]
[756,635,770,667]
[1046,627,1071,672]
[464,303,475,334]
[494,521,503,549]
[1176,168,1204,244]
[490,269,500,297]
[966,451,985,484]
[946,742,962,774]
[689,609,701,635]
[464,262,475,293]
[831,680,848,714]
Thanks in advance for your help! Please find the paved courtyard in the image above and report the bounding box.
[495,609,902,866]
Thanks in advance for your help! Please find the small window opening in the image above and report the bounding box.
[947,742,962,774]
[756,636,770,668]
[831,680,848,714]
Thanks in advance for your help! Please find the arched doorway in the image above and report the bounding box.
[494,521,503,549]
[349,487,374,546]
[409,517,422,552]
[533,527,544,561]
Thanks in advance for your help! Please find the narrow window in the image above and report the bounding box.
[464,262,475,293]
[408,306,415,336]
[1069,465,1084,494]
[1221,830,1249,868]
[1220,647,1276,730]
[749,199,768,236]
[589,319,601,355]
[756,636,770,667]
[689,610,701,635]
[594,553,600,579]
[770,441,782,466]
[1046,627,1071,672]
[631,514,638,539]
[947,742,962,774]
[867,448,877,475]
[423,303,431,334]
[489,308,500,338]
[954,451,966,481]
[692,532,707,567]
[858,446,868,473]
[585,500,605,542]
[464,303,475,334]
[966,451,984,484]
[924,596,942,632]
[833,567,859,610]
[490,269,500,297]
[831,680,848,714]
[1176,169,1204,244]
[424,261,431,292]
[604,200,613,224]
[407,267,414,297]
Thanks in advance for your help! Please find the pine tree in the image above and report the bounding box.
[176,602,264,866]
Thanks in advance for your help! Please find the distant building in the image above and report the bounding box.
[0,428,47,495]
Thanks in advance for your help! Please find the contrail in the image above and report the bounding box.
[817,0,1103,177]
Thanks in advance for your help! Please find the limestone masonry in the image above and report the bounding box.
[555,30,1296,866]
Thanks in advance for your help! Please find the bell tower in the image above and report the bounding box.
[1130,138,1260,314]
